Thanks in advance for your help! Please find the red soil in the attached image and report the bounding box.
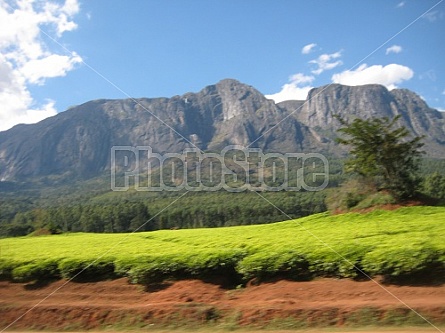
[0,278,444,331]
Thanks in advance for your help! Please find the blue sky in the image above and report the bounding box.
[1,0,444,131]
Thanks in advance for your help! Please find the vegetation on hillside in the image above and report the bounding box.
[0,191,327,237]
[1,155,445,237]
[326,116,445,211]
[0,206,444,285]
[0,156,343,237]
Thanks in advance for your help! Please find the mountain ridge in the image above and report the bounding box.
[0,79,444,181]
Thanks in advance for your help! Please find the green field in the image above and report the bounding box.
[1,206,444,285]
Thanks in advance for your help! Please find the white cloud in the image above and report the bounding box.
[20,53,82,84]
[266,85,312,103]
[289,73,314,85]
[265,73,314,103]
[309,51,343,75]
[62,0,80,16]
[396,1,405,8]
[0,56,57,130]
[386,45,402,55]
[0,0,81,132]
[332,63,414,90]
[422,10,442,22]
[301,43,317,55]
[442,89,445,95]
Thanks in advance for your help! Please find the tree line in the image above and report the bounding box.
[0,191,327,237]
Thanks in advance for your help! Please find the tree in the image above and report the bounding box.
[423,172,445,202]
[336,115,424,199]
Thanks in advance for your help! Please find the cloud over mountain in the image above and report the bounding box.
[0,0,82,131]
[265,73,314,102]
[266,48,344,103]
[332,63,414,90]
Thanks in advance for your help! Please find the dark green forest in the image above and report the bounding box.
[0,191,327,237]
[1,158,445,238]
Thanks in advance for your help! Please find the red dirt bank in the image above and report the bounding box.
[0,278,444,331]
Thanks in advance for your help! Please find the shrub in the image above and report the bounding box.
[12,259,59,282]
[127,256,187,284]
[237,250,310,281]
[353,191,397,210]
[0,259,15,280]
[58,258,116,281]
[113,255,153,277]
[185,249,246,276]
[326,178,376,211]
[361,243,443,278]
[117,249,245,285]
[305,243,371,278]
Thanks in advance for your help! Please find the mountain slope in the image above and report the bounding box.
[288,84,445,155]
[0,79,444,181]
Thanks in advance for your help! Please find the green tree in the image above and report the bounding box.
[423,172,445,202]
[336,115,424,199]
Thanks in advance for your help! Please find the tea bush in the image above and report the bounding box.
[0,206,444,284]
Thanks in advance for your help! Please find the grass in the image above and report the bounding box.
[0,206,444,284]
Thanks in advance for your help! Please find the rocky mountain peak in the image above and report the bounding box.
[301,84,395,128]
[211,79,270,121]
[0,80,444,181]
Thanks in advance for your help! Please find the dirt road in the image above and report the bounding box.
[1,278,444,331]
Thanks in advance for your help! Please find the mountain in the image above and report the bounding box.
[0,79,444,181]
[279,84,445,156]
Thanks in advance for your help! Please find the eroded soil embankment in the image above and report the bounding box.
[1,278,444,330]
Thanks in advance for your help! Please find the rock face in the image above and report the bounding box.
[289,84,445,156]
[0,79,444,181]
